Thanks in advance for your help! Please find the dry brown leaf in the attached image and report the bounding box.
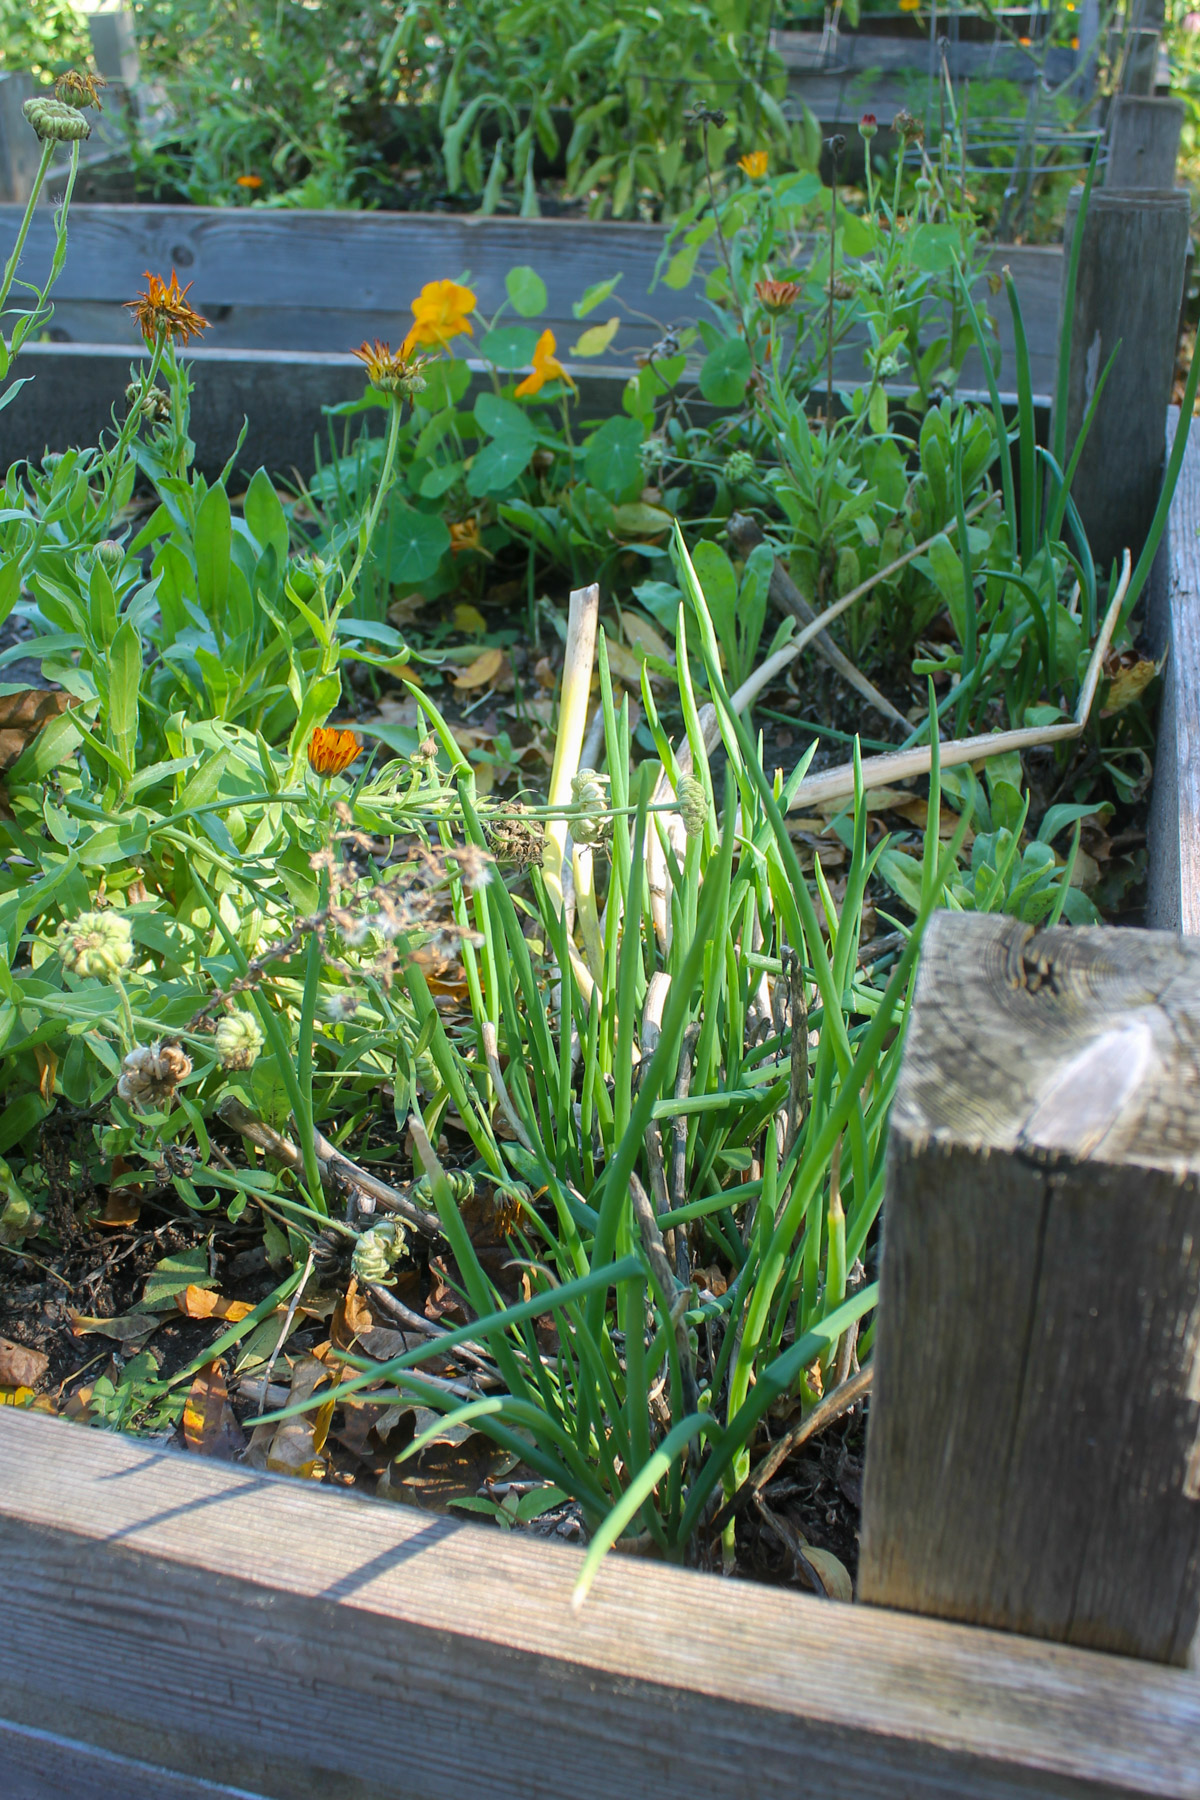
[331,1276,374,1350]
[182,1360,246,1460]
[175,1284,253,1323]
[1101,651,1164,716]
[453,602,488,634]
[388,592,428,627]
[801,1543,854,1602]
[378,1417,515,1509]
[265,1356,333,1480]
[0,1337,49,1388]
[68,1310,160,1346]
[621,614,674,663]
[0,688,75,770]
[452,647,505,690]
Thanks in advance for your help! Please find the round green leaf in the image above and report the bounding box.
[699,337,752,408]
[386,506,451,583]
[505,266,548,317]
[584,416,644,502]
[479,325,542,371]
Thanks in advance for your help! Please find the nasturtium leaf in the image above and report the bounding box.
[699,336,752,407]
[909,223,961,272]
[386,506,452,583]
[419,358,472,410]
[474,391,534,442]
[573,273,624,318]
[505,266,548,317]
[571,316,621,358]
[584,415,644,501]
[478,325,542,371]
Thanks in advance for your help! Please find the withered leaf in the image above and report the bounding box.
[182,1360,246,1460]
[0,1337,49,1388]
[0,688,75,770]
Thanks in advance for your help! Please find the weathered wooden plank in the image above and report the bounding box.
[1,1720,270,1800]
[1146,408,1200,934]
[2,1407,1199,1799]
[1054,186,1190,574]
[1104,95,1184,188]
[773,28,1079,83]
[859,912,1200,1665]
[0,71,42,206]
[0,205,1064,398]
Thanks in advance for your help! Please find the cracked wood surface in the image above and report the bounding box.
[859,912,1200,1665]
[2,1406,1200,1799]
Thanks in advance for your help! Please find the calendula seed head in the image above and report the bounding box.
[125,382,172,424]
[570,770,611,847]
[677,775,708,836]
[55,69,106,111]
[412,1169,475,1204]
[352,1219,407,1285]
[214,1011,264,1071]
[24,96,92,142]
[724,450,755,484]
[484,802,545,867]
[57,911,133,978]
[116,1041,192,1111]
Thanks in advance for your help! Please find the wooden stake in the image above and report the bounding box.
[859,911,1200,1665]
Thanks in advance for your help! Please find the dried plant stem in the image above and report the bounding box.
[254,1247,315,1421]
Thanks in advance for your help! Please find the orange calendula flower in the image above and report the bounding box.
[756,278,803,315]
[125,269,210,347]
[449,517,483,555]
[514,328,576,399]
[738,150,769,179]
[401,279,477,355]
[351,338,427,399]
[899,0,921,11]
[236,173,263,189]
[308,726,362,778]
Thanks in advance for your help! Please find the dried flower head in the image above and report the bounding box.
[684,103,726,129]
[117,1041,192,1111]
[892,108,924,145]
[125,269,210,348]
[23,96,91,142]
[55,68,106,111]
[308,726,362,779]
[351,338,428,399]
[401,279,477,355]
[57,911,133,979]
[738,150,769,179]
[484,802,545,867]
[214,1011,264,1071]
[515,328,576,399]
[755,278,802,316]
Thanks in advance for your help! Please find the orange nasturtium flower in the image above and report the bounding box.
[125,269,210,347]
[449,517,483,555]
[401,279,477,355]
[236,173,263,189]
[515,328,576,399]
[738,150,769,179]
[898,0,921,11]
[308,726,362,779]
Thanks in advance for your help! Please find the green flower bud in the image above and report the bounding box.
[23,96,92,143]
[352,1218,407,1286]
[411,1169,475,1205]
[95,540,124,571]
[57,910,133,979]
[213,1011,264,1071]
[724,450,755,485]
[676,774,708,837]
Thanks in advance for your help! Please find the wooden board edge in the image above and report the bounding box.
[1,1409,1198,1800]
[1146,407,1200,934]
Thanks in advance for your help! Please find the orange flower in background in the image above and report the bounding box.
[236,173,263,189]
[515,328,576,399]
[738,150,769,179]
[401,279,477,355]
[308,726,362,778]
[898,0,920,11]
[125,269,210,347]
[756,278,802,315]
[449,517,483,555]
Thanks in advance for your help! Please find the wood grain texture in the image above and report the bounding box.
[0,73,41,207]
[0,206,1063,397]
[859,912,1200,1664]
[1,1721,269,1800]
[1104,95,1184,188]
[1146,409,1200,934]
[1055,187,1190,572]
[2,1407,1200,1800]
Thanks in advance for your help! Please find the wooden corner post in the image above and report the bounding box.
[859,912,1200,1666]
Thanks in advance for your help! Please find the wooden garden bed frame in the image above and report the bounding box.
[3,308,1200,1800]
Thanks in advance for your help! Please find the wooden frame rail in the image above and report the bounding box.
[2,1407,1198,1800]
[1147,408,1200,933]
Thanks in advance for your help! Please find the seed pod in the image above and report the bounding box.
[214,1011,264,1071]
[23,96,92,142]
[676,775,708,837]
[351,1219,407,1285]
[57,911,133,979]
